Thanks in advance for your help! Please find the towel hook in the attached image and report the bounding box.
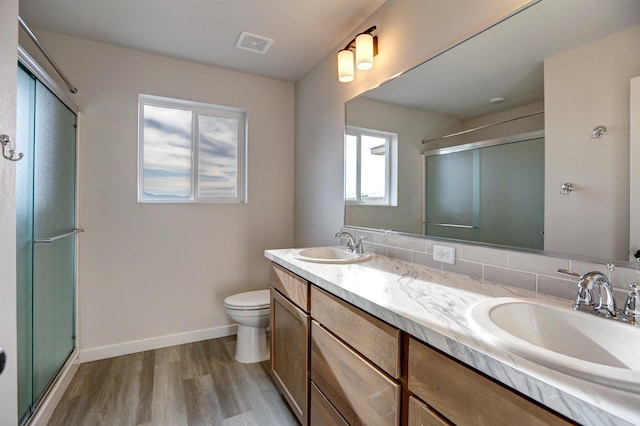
[1,134,23,162]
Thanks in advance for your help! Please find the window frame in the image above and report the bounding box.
[137,94,247,204]
[345,125,397,206]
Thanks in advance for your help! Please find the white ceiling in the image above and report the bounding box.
[18,0,388,82]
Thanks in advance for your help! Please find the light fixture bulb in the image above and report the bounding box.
[355,33,374,70]
[338,49,355,82]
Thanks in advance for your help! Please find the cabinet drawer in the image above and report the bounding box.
[271,288,310,425]
[408,396,451,426]
[310,286,401,378]
[408,338,573,426]
[270,263,309,312]
[310,382,349,426]
[311,321,400,426]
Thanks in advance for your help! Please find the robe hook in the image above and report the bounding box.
[1,134,23,162]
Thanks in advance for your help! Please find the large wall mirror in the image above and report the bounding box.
[345,0,640,264]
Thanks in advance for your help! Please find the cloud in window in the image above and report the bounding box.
[143,105,192,197]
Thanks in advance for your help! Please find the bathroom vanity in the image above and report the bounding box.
[266,248,640,426]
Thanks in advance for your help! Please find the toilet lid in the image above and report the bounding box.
[224,289,270,310]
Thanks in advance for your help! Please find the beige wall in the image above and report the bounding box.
[294,0,533,247]
[544,25,640,260]
[0,0,19,422]
[22,31,295,360]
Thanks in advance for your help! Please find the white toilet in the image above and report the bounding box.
[224,289,271,363]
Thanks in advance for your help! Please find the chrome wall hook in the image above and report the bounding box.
[591,125,607,139]
[1,134,23,162]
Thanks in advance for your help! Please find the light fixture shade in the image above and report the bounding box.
[355,33,374,70]
[337,49,355,82]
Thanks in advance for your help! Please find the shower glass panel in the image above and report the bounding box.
[16,64,35,422]
[16,64,77,422]
[478,138,544,249]
[425,137,544,249]
[425,149,479,241]
[32,78,77,401]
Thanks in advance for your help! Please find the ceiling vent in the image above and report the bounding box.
[235,31,273,54]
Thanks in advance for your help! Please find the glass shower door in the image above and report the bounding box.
[16,64,77,422]
[32,79,77,404]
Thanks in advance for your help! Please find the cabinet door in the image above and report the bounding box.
[271,288,310,425]
[311,321,400,426]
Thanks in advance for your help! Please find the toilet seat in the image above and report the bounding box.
[224,289,270,311]
[225,307,270,317]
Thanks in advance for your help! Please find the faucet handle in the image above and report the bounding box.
[355,236,368,254]
[623,283,640,319]
[556,268,581,279]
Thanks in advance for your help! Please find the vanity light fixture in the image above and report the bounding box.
[338,49,355,82]
[337,26,378,83]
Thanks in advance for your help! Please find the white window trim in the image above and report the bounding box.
[138,94,248,203]
[345,125,398,207]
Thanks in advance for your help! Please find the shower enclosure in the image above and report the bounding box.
[16,60,78,423]
[424,133,544,250]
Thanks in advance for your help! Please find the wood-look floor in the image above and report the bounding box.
[47,336,298,426]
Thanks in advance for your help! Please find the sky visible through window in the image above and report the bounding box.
[346,132,387,204]
[142,104,239,200]
[198,115,238,198]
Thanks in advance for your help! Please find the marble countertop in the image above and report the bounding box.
[265,248,640,426]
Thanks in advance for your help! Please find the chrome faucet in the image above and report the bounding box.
[557,267,640,325]
[557,269,618,318]
[334,231,367,254]
[576,271,617,317]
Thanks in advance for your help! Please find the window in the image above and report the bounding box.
[138,94,247,203]
[345,126,397,206]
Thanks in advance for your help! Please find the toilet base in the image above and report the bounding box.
[234,324,269,363]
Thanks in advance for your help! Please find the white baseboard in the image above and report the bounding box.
[79,324,238,363]
[28,349,79,426]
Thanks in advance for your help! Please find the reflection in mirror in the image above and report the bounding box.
[424,132,544,250]
[345,0,640,264]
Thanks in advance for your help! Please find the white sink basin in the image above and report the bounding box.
[291,247,372,264]
[468,297,640,392]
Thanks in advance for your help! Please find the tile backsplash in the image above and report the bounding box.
[343,228,640,302]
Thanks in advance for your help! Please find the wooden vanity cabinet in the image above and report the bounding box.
[270,264,310,425]
[270,261,574,425]
[407,337,574,426]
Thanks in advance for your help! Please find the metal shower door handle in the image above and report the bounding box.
[0,348,5,375]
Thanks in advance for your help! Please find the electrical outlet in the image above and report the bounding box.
[433,245,456,264]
